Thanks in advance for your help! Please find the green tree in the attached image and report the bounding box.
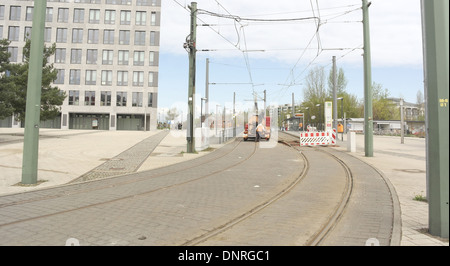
[0,39,66,122]
[0,39,14,119]
[372,82,398,120]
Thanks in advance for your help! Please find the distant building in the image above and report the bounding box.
[0,0,161,131]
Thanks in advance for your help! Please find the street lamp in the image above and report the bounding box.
[316,104,321,131]
[200,97,207,128]
[337,97,344,141]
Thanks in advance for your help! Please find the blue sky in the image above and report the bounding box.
[158,0,424,114]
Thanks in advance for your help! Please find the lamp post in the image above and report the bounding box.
[337,97,344,141]
[316,104,321,131]
[200,97,207,128]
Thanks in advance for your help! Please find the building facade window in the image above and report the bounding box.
[73,8,84,23]
[101,91,111,106]
[45,7,53,22]
[26,7,33,21]
[105,10,116,24]
[70,49,82,64]
[101,70,112,86]
[119,30,130,45]
[135,11,146,25]
[133,51,145,66]
[134,31,146,46]
[55,48,66,63]
[84,91,96,106]
[103,30,115,44]
[72,29,83,43]
[8,47,18,62]
[69,69,81,85]
[88,29,99,44]
[132,92,143,107]
[8,26,20,41]
[54,69,65,84]
[148,92,156,107]
[57,8,69,23]
[102,50,114,65]
[86,49,98,64]
[44,27,52,42]
[68,90,80,105]
[120,10,131,25]
[117,71,128,86]
[133,71,144,87]
[116,92,127,107]
[85,70,97,85]
[9,6,21,21]
[118,50,129,65]
[89,9,100,24]
[56,28,68,43]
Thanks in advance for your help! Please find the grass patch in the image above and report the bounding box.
[413,192,428,202]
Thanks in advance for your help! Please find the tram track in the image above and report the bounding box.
[0,139,258,228]
[182,132,354,246]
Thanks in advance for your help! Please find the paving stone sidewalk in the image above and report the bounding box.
[71,131,169,183]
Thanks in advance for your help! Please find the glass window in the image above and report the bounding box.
[68,90,79,106]
[55,48,66,63]
[101,91,111,106]
[86,49,98,64]
[148,92,157,107]
[133,51,145,66]
[45,7,53,22]
[117,71,128,86]
[26,7,33,21]
[69,69,81,85]
[136,11,146,25]
[105,10,116,24]
[8,47,18,62]
[119,30,130,45]
[101,70,113,86]
[8,26,20,41]
[133,71,144,87]
[117,92,127,107]
[70,49,82,64]
[134,31,146,46]
[89,9,100,24]
[102,50,114,65]
[85,91,96,106]
[103,30,114,44]
[120,11,131,25]
[58,8,69,23]
[148,72,158,87]
[73,8,84,23]
[85,70,97,85]
[72,29,83,43]
[24,27,32,41]
[132,92,143,107]
[44,27,52,43]
[88,29,99,44]
[54,69,65,84]
[9,6,21,21]
[56,28,68,43]
[0,6,5,20]
[118,50,129,65]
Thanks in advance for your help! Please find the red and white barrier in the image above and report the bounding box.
[300,129,336,146]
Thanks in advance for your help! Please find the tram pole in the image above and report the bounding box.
[21,0,47,184]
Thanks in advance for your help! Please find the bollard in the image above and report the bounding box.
[347,131,356,153]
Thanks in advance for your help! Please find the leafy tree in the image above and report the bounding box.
[0,39,14,119]
[371,82,398,120]
[0,39,66,122]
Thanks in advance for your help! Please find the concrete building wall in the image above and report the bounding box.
[0,0,161,131]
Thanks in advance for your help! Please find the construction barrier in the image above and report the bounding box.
[300,129,336,146]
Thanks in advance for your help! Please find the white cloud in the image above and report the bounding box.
[161,0,423,68]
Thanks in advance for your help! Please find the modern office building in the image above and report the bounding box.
[0,0,161,131]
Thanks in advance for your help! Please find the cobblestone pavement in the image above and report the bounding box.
[71,131,169,183]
